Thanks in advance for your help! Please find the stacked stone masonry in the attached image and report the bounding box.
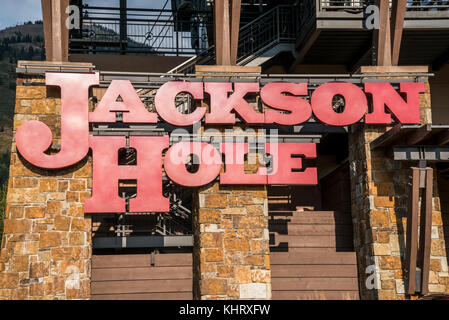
[348,74,449,299]
[193,65,271,300]
[194,183,271,300]
[0,74,92,300]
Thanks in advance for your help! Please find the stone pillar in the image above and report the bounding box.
[349,66,449,300]
[0,62,94,300]
[193,65,272,300]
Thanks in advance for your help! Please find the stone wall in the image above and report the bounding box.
[0,66,93,300]
[194,184,271,300]
[194,65,271,300]
[349,67,449,299]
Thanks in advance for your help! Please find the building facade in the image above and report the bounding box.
[1,0,449,300]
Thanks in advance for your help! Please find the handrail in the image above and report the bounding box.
[320,0,449,11]
[71,4,213,56]
[239,5,285,34]
[169,5,297,73]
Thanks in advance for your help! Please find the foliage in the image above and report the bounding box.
[0,151,10,186]
[0,182,7,240]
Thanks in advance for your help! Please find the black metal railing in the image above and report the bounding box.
[320,0,449,11]
[70,4,213,55]
[169,5,298,73]
[237,5,297,63]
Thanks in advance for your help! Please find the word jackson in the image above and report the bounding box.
[15,72,424,213]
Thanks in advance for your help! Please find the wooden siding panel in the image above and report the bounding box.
[92,253,192,268]
[92,266,192,281]
[269,209,360,300]
[92,292,193,300]
[91,279,193,295]
[91,253,193,300]
[271,265,358,278]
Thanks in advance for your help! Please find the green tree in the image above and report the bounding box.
[0,183,7,240]
[0,152,10,186]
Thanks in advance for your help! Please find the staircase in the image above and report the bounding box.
[167,5,298,74]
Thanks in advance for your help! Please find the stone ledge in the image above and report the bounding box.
[195,65,261,74]
[16,60,96,75]
[356,66,429,74]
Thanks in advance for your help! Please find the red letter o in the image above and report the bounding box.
[311,82,367,126]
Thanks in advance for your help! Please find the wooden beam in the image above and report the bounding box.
[289,29,321,73]
[419,168,433,295]
[230,0,241,65]
[375,0,392,66]
[41,0,69,62]
[432,47,449,71]
[61,0,70,62]
[436,129,449,145]
[390,0,407,66]
[214,0,224,65]
[370,124,402,150]
[214,0,231,66]
[41,0,53,61]
[51,0,63,62]
[406,168,420,295]
[348,44,372,74]
[406,124,432,145]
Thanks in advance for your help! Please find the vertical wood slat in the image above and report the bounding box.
[406,168,420,294]
[390,0,407,66]
[61,0,70,62]
[375,0,392,66]
[420,168,433,295]
[214,0,241,66]
[230,0,242,65]
[41,0,53,61]
[41,0,69,62]
[214,0,225,65]
[221,0,231,65]
[51,0,63,62]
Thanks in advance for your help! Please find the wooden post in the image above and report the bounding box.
[214,0,241,66]
[390,0,407,66]
[41,0,69,62]
[419,168,433,295]
[375,0,392,66]
[41,0,53,61]
[230,0,242,65]
[405,168,419,294]
[374,0,407,66]
[405,167,434,295]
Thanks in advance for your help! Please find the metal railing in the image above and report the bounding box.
[320,0,449,11]
[237,5,297,64]
[70,4,213,55]
[170,5,298,73]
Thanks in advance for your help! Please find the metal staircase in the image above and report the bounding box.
[167,5,298,73]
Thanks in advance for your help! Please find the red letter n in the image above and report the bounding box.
[85,136,169,213]
[365,83,425,124]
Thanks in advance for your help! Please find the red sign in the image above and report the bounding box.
[15,72,424,213]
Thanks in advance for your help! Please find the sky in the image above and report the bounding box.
[0,0,170,30]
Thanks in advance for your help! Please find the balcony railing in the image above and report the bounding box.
[320,0,449,11]
[237,5,297,63]
[69,5,213,55]
[168,5,298,73]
